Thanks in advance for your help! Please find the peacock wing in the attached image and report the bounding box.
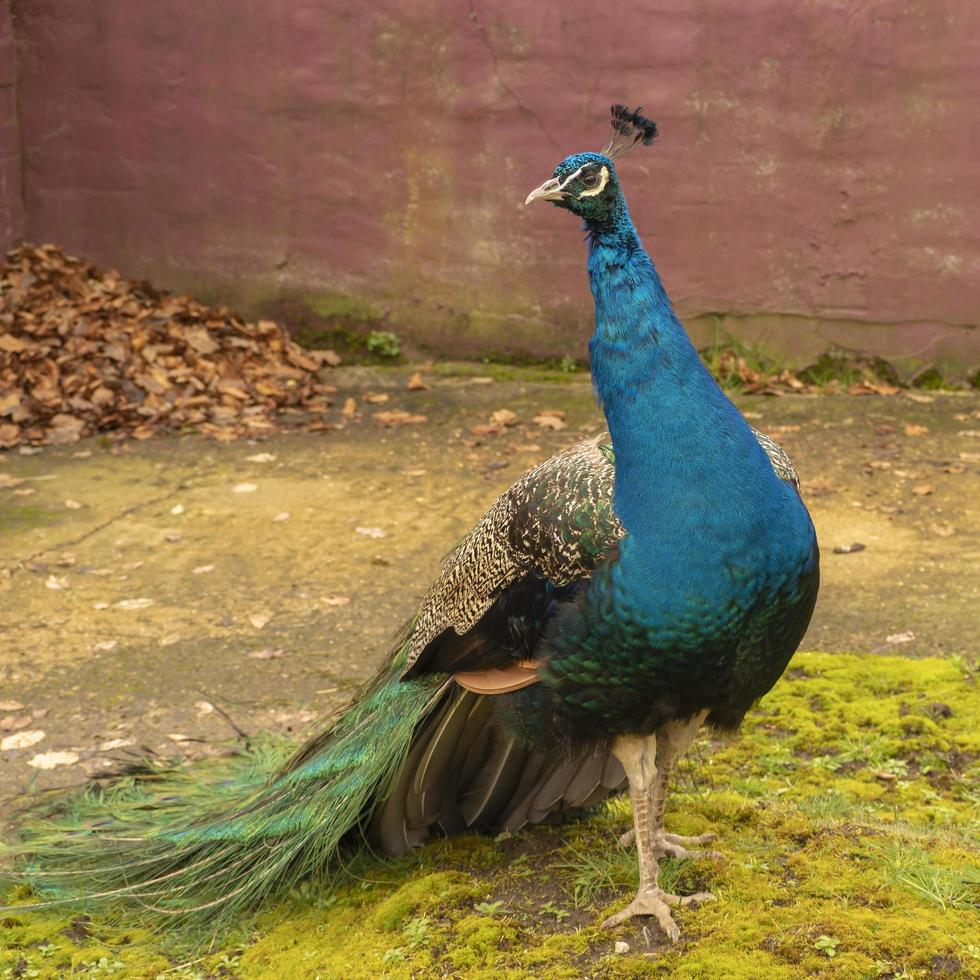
[402,428,799,680]
[401,437,621,678]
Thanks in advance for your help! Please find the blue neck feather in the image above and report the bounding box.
[585,196,809,591]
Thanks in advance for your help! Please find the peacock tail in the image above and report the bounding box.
[1,627,448,930]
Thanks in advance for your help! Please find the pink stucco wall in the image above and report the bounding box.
[0,1,21,248]
[5,1,980,369]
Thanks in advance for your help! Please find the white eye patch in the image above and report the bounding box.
[555,165,585,192]
[578,165,609,199]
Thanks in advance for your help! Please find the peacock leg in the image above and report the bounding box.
[617,713,721,860]
[601,720,715,939]
[618,827,718,853]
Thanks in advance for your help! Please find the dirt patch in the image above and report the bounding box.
[0,371,977,805]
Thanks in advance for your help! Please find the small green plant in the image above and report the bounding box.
[366,330,400,358]
[813,934,840,958]
[382,947,406,964]
[539,901,570,922]
[558,355,579,373]
[403,914,431,948]
[474,899,506,917]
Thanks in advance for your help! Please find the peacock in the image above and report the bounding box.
[2,105,819,942]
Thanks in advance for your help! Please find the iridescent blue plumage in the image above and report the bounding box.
[519,149,819,743]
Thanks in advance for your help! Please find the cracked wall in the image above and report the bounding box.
[8,1,980,369]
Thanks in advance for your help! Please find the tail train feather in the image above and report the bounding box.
[0,624,448,928]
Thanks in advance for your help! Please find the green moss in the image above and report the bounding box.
[433,359,589,384]
[370,871,479,931]
[0,504,55,533]
[3,651,978,977]
[446,914,518,971]
[296,290,383,324]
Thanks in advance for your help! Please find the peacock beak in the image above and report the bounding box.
[524,177,565,206]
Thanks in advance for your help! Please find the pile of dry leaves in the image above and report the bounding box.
[0,244,339,449]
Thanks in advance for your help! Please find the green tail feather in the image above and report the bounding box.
[0,625,448,930]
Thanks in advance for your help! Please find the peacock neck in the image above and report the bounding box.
[585,203,768,544]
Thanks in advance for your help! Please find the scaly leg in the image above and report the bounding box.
[601,719,715,940]
[618,713,721,859]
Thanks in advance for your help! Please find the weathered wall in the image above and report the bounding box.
[9,1,980,369]
[0,0,22,248]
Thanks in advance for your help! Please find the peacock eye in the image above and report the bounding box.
[582,173,599,188]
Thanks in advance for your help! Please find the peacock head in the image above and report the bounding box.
[524,105,657,224]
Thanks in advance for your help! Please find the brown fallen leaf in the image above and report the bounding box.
[248,611,272,630]
[364,392,389,404]
[491,409,519,427]
[912,484,935,496]
[310,348,341,367]
[374,411,427,426]
[886,631,916,645]
[191,564,215,575]
[342,397,357,417]
[28,750,80,770]
[321,595,351,607]
[832,542,866,554]
[929,523,955,538]
[407,372,430,391]
[0,701,26,712]
[533,414,567,431]
[0,729,46,752]
[0,714,32,732]
[904,424,929,437]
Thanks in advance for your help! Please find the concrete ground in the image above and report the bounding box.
[1,364,978,803]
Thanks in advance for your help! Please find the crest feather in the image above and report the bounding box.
[600,105,658,162]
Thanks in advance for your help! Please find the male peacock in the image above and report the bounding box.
[4,105,819,942]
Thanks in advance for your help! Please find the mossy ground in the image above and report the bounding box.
[2,652,977,979]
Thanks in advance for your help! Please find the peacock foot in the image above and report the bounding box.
[618,828,721,861]
[600,887,715,941]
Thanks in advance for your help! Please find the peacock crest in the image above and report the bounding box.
[600,104,659,161]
